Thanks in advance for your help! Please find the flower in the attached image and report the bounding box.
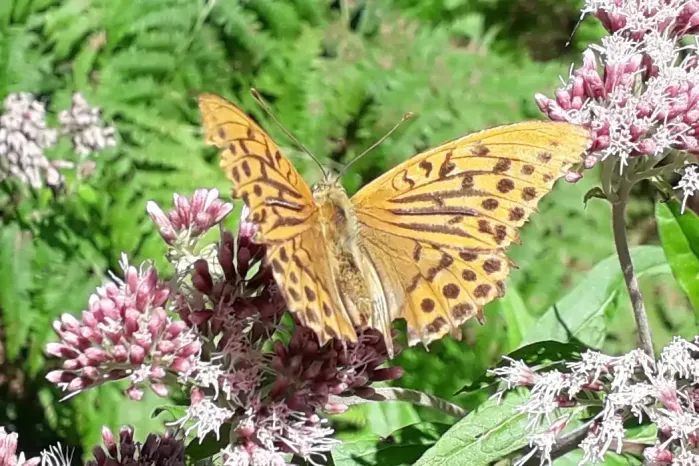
[87,426,184,466]
[676,165,699,212]
[58,93,117,157]
[146,188,233,246]
[491,335,699,465]
[46,188,406,463]
[535,0,699,184]
[45,253,201,399]
[0,427,40,466]
[0,93,61,189]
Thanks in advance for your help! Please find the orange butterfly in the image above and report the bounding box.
[198,93,590,355]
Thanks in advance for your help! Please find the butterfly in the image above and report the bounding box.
[198,92,590,355]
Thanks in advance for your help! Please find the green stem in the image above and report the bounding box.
[611,182,654,356]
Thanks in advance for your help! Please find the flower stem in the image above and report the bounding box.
[611,186,654,356]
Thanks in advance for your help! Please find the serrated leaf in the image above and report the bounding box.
[656,199,699,322]
[521,246,670,348]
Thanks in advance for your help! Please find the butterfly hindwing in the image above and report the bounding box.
[352,121,590,345]
[198,94,356,344]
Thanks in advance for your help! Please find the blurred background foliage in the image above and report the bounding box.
[0,0,694,464]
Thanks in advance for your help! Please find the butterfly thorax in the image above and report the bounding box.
[312,182,375,327]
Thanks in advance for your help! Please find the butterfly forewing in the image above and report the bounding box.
[351,122,591,345]
[198,93,316,242]
[198,94,356,344]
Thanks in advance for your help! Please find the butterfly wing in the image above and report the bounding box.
[198,93,356,343]
[351,121,591,346]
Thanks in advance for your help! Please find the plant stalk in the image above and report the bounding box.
[611,188,654,356]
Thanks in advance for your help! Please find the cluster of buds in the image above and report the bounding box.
[534,0,699,209]
[87,426,184,466]
[492,336,699,465]
[59,93,117,157]
[45,188,404,465]
[0,92,116,190]
[45,253,201,401]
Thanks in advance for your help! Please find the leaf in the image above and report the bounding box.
[521,246,670,348]
[185,424,232,464]
[333,422,452,466]
[656,199,699,320]
[583,186,607,206]
[0,224,35,361]
[362,401,423,438]
[494,287,534,351]
[334,388,467,418]
[151,405,188,421]
[412,392,531,466]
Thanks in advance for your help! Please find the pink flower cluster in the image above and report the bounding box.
[536,0,699,170]
[493,336,699,465]
[45,189,405,465]
[146,188,233,245]
[45,254,201,400]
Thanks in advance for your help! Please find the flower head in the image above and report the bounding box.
[536,0,699,183]
[45,254,200,399]
[58,93,117,157]
[0,93,60,188]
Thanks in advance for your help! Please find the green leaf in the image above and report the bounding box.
[185,424,231,464]
[362,401,423,438]
[495,287,534,351]
[0,224,35,361]
[656,199,699,319]
[583,186,607,206]
[412,392,531,466]
[333,422,451,466]
[521,246,670,348]
[151,405,188,421]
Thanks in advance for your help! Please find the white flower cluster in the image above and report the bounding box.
[0,92,116,190]
[59,93,116,157]
[492,337,699,465]
[0,93,60,188]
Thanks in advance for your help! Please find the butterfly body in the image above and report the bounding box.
[198,92,591,354]
[312,182,392,342]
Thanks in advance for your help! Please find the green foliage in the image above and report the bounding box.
[656,199,699,319]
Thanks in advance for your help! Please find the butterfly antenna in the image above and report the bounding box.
[250,88,328,179]
[335,112,414,182]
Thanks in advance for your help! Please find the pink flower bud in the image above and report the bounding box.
[150,383,169,397]
[170,357,191,373]
[129,345,146,365]
[371,366,405,381]
[565,171,584,183]
[324,402,349,414]
[126,386,144,401]
[146,201,178,244]
[46,370,74,384]
[45,342,79,359]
